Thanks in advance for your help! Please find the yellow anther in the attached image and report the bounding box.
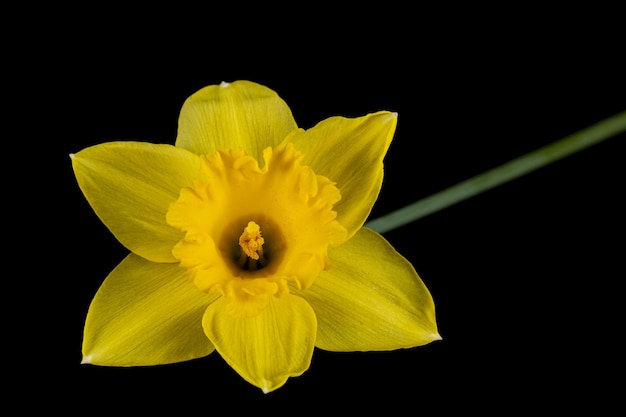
[239,221,265,260]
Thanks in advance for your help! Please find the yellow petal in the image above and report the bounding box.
[295,228,440,351]
[71,141,202,262]
[202,294,316,393]
[175,80,298,164]
[286,111,397,239]
[82,254,218,366]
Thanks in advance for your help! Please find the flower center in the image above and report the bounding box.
[166,141,348,317]
[238,221,265,270]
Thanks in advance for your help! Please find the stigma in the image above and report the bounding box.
[239,221,266,270]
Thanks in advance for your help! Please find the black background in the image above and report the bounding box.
[24,8,625,414]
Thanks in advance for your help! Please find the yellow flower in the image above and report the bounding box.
[72,80,441,393]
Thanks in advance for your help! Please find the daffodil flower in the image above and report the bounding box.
[72,80,441,393]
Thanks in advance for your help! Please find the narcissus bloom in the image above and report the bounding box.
[72,80,440,393]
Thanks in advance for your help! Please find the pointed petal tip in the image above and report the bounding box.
[80,354,93,364]
[220,81,230,88]
[262,387,270,394]
[69,153,75,159]
[376,110,398,126]
[432,332,443,341]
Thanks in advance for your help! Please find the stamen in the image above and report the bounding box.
[238,221,266,270]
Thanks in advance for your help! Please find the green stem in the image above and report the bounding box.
[366,110,626,234]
